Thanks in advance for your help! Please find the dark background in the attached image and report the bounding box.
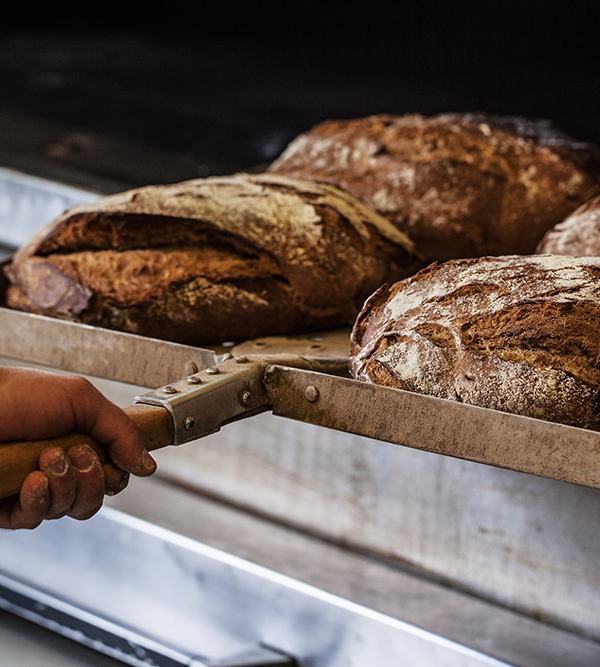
[0,1,597,191]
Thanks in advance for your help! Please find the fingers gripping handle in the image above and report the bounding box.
[0,356,280,501]
[0,403,172,500]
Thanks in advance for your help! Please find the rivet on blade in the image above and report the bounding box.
[305,386,319,403]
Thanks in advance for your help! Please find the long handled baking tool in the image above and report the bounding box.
[0,317,350,498]
[1,306,600,498]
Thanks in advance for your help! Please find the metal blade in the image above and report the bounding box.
[262,365,600,489]
[0,306,218,388]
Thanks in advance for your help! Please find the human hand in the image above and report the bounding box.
[0,367,156,529]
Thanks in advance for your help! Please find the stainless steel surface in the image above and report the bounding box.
[0,308,217,389]
[0,573,292,667]
[150,407,600,643]
[0,504,518,667]
[6,349,600,650]
[0,607,126,667]
[262,365,600,489]
[0,165,97,248]
[3,349,600,662]
[0,305,351,388]
[1,476,599,667]
[230,331,350,373]
[110,477,600,667]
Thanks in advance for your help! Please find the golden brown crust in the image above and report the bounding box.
[350,255,600,430]
[5,173,423,345]
[269,113,600,263]
[536,195,600,256]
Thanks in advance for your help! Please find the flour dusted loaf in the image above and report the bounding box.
[5,173,422,346]
[350,255,600,430]
[536,195,600,256]
[269,113,600,264]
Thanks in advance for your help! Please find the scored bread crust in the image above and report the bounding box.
[350,255,600,430]
[5,173,423,345]
[269,113,600,263]
[536,194,600,256]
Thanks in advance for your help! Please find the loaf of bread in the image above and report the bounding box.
[536,195,600,256]
[350,255,600,430]
[5,173,423,346]
[269,113,600,264]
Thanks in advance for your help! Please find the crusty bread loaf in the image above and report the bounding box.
[350,255,600,430]
[269,113,600,264]
[5,173,423,346]
[536,195,600,256]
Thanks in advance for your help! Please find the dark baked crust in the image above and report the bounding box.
[5,173,423,345]
[269,113,600,263]
[350,255,600,430]
[536,195,600,256]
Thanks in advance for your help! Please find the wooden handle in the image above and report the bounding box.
[0,403,173,500]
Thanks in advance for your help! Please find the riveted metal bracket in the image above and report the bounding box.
[132,357,271,445]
